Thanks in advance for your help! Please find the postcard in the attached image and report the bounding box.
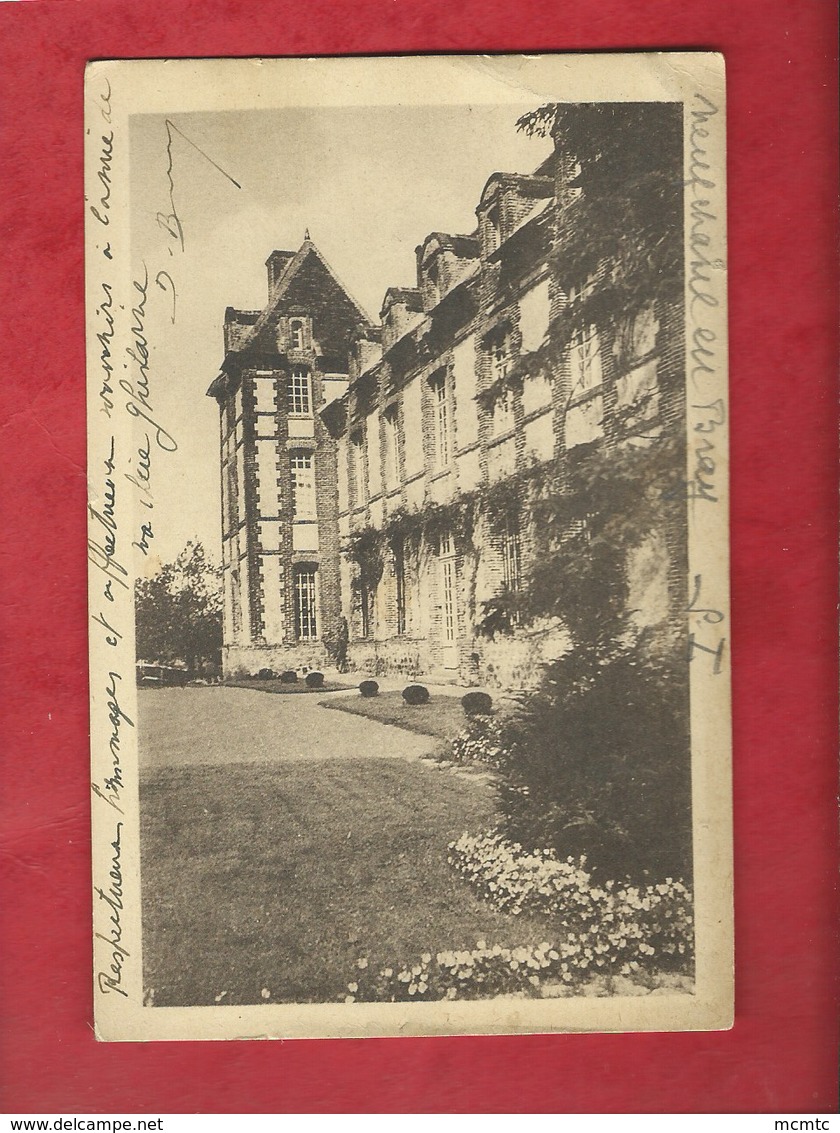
[86,53,731,1040]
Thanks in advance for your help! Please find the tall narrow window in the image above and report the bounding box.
[501,514,523,624]
[288,367,312,416]
[358,581,370,638]
[289,319,305,351]
[382,404,402,489]
[294,566,318,641]
[230,569,242,637]
[350,429,366,505]
[430,372,451,468]
[439,534,458,664]
[290,451,316,519]
[491,331,512,381]
[394,541,407,636]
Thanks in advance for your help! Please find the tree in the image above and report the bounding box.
[482,103,692,882]
[135,541,223,674]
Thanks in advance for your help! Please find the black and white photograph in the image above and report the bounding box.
[85,54,731,1040]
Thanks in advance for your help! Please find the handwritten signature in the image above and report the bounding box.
[95,822,129,997]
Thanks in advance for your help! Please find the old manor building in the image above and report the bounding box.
[209,105,686,686]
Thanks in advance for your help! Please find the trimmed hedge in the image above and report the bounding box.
[279,670,298,684]
[402,684,430,706]
[305,671,324,689]
[462,691,493,716]
[256,668,275,680]
[359,680,379,698]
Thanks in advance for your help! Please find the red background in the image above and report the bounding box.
[0,0,837,1114]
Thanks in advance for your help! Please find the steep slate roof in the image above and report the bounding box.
[208,239,373,402]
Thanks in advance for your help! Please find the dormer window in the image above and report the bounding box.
[290,319,305,351]
[288,367,312,416]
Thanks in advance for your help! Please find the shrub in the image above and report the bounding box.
[491,640,692,881]
[461,691,493,716]
[256,668,275,680]
[305,671,324,689]
[450,716,506,769]
[279,670,298,684]
[402,684,430,706]
[359,680,379,698]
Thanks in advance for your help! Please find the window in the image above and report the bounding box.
[230,569,242,637]
[394,541,407,636]
[290,451,316,519]
[501,514,523,597]
[225,460,238,532]
[429,372,451,468]
[289,319,305,351]
[359,584,370,639]
[382,404,402,489]
[491,331,513,381]
[350,429,366,505]
[569,324,603,396]
[288,367,312,416]
[294,566,318,641]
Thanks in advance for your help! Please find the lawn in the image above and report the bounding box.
[140,756,556,1006]
[319,690,472,740]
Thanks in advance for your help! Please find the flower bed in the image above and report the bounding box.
[448,832,693,974]
[341,832,693,1003]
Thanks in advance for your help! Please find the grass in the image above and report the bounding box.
[319,690,472,740]
[140,757,557,1007]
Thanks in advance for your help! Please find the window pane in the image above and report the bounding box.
[394,542,407,635]
[294,567,318,641]
[288,367,312,415]
[431,375,450,467]
[290,452,316,519]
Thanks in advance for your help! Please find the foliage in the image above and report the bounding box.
[518,102,683,341]
[461,691,493,716]
[255,668,275,680]
[344,942,569,1002]
[279,670,298,684]
[491,636,691,881]
[448,833,692,969]
[359,680,379,698]
[402,684,430,706]
[343,833,692,1002]
[449,716,507,770]
[134,541,222,674]
[305,671,324,689]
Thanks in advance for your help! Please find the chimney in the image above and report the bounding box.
[266,250,295,300]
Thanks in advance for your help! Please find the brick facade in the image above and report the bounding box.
[211,108,686,688]
[208,241,367,677]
